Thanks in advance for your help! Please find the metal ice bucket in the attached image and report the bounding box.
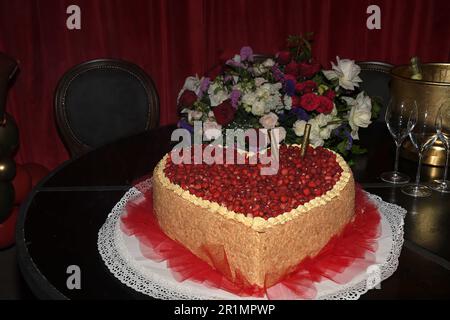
[390,63,450,166]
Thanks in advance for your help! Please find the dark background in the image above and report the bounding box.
[0,0,449,170]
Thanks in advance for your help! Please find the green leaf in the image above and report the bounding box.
[371,96,383,120]
[347,159,355,167]
[336,139,348,156]
[351,144,367,155]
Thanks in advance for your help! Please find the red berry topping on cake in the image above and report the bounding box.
[164,145,343,219]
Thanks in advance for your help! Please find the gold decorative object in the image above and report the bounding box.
[300,124,311,157]
[391,63,450,166]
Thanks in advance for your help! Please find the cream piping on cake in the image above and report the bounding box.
[154,145,351,232]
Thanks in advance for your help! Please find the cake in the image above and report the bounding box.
[152,144,355,288]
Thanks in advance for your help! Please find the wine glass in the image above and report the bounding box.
[380,98,418,184]
[401,105,437,197]
[430,101,450,193]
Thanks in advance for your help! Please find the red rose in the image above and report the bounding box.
[295,80,317,93]
[300,93,320,111]
[316,96,334,114]
[178,90,198,110]
[324,89,336,100]
[291,96,301,107]
[276,51,292,65]
[284,74,297,82]
[299,62,321,78]
[213,100,236,126]
[284,61,299,77]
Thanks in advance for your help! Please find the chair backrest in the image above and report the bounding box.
[0,52,18,121]
[55,59,159,157]
[357,61,393,121]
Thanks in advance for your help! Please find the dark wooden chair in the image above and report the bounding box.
[0,52,19,124]
[55,59,159,157]
[0,52,19,158]
[357,61,393,121]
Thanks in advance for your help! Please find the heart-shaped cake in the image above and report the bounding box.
[153,144,354,288]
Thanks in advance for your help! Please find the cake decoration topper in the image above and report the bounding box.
[300,124,311,157]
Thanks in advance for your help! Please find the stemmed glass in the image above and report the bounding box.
[380,98,418,184]
[401,105,437,197]
[430,101,450,193]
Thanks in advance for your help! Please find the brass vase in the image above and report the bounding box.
[390,63,450,166]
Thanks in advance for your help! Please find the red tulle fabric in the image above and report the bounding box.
[120,186,380,299]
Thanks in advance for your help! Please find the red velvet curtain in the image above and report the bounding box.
[0,0,449,169]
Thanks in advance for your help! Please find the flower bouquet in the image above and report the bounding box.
[177,34,380,161]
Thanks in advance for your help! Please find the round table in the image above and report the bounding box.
[17,124,450,299]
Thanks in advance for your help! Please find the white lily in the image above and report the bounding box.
[177,75,202,103]
[343,92,372,139]
[323,57,362,90]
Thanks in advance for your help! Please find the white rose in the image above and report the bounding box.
[328,122,340,131]
[177,75,201,103]
[272,82,282,91]
[331,104,338,116]
[307,118,325,147]
[273,127,286,142]
[183,75,201,92]
[314,113,330,127]
[203,121,222,141]
[259,112,278,129]
[208,83,229,107]
[253,64,266,76]
[319,126,332,140]
[294,118,328,147]
[210,91,229,107]
[293,120,307,137]
[263,58,275,68]
[344,92,372,139]
[251,101,265,116]
[323,57,362,90]
[309,135,324,147]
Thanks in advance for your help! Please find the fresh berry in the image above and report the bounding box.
[164,145,343,220]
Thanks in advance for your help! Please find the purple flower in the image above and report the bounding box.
[271,66,284,82]
[240,46,254,62]
[230,89,241,109]
[224,75,233,83]
[198,77,211,97]
[284,79,296,97]
[226,59,243,68]
[344,130,353,150]
[332,125,353,150]
[290,108,310,121]
[177,119,194,134]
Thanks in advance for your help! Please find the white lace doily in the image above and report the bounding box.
[98,179,406,300]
